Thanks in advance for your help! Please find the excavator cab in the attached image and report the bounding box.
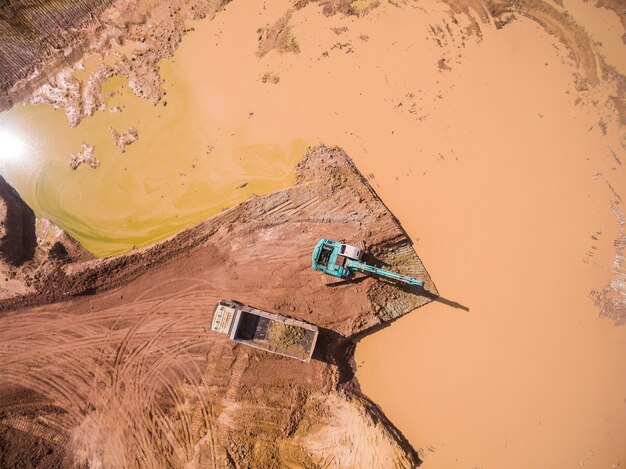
[312,238,353,279]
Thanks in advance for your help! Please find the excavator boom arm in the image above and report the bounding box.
[346,260,424,287]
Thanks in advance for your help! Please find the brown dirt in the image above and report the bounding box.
[69,141,99,169]
[0,385,72,468]
[0,145,437,467]
[109,126,138,152]
[0,0,114,101]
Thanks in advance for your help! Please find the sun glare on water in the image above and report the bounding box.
[0,130,27,162]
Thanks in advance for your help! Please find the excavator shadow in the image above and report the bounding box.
[411,287,470,312]
[323,276,368,287]
[312,288,469,368]
[359,251,470,312]
[348,288,470,343]
[320,268,469,312]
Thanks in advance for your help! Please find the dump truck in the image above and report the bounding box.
[311,238,424,287]
[211,300,319,362]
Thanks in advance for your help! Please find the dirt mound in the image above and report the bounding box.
[267,322,305,348]
[0,145,436,467]
[0,385,71,469]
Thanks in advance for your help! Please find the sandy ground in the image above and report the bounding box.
[0,145,435,467]
[0,0,625,467]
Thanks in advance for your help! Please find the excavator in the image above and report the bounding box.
[311,238,424,287]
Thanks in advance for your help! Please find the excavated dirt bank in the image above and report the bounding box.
[0,145,437,467]
[0,0,230,114]
[0,0,114,108]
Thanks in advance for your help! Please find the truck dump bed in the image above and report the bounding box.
[211,300,318,362]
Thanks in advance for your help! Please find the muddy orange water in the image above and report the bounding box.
[353,19,626,465]
[562,0,626,76]
[2,0,626,466]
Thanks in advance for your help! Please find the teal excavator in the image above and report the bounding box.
[311,238,424,287]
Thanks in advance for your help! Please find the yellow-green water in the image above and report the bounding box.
[0,58,304,257]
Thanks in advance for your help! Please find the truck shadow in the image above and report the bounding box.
[312,327,355,385]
